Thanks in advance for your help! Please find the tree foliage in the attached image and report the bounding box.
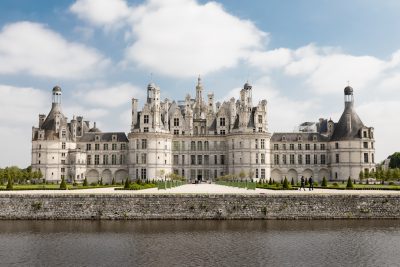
[389,152,400,169]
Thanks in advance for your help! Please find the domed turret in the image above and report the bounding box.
[244,81,252,90]
[88,122,101,133]
[52,85,62,104]
[344,85,353,95]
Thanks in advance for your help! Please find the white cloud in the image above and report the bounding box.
[0,21,109,79]
[70,0,131,27]
[248,48,293,71]
[127,0,266,77]
[0,85,49,167]
[74,83,145,108]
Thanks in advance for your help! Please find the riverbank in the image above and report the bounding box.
[0,184,400,219]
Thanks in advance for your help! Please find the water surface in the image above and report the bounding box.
[0,220,399,266]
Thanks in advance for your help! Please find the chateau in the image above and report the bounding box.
[31,78,375,184]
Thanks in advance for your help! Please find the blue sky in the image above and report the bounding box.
[0,0,399,167]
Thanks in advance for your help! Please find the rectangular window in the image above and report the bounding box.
[305,144,310,150]
[103,155,108,165]
[256,154,259,164]
[174,118,179,126]
[220,155,225,165]
[191,141,196,151]
[274,154,279,165]
[174,129,179,135]
[142,139,147,149]
[363,131,367,138]
[214,155,218,165]
[112,143,117,150]
[261,139,265,149]
[305,154,310,165]
[204,141,209,150]
[119,155,124,165]
[141,169,147,179]
[335,154,339,163]
[198,141,203,151]
[255,169,259,178]
[364,153,369,163]
[141,153,147,164]
[273,143,278,150]
[290,154,295,165]
[87,155,91,165]
[258,127,262,132]
[258,115,263,124]
[144,127,149,132]
[261,154,266,164]
[372,153,375,163]
[121,143,126,150]
[321,154,326,164]
[173,141,180,151]
[313,144,317,150]
[112,155,117,165]
[283,154,287,165]
[104,144,108,150]
[335,143,339,149]
[261,169,266,179]
[61,160,65,164]
[282,144,287,150]
[191,155,196,165]
[95,144,100,150]
[61,153,65,157]
[314,154,318,164]
[220,130,225,135]
[298,144,302,150]
[182,155,185,165]
[173,155,179,165]
[62,142,66,149]
[144,115,149,124]
[94,155,100,165]
[298,155,303,165]
[61,168,65,173]
[320,144,325,150]
[255,139,258,149]
[290,144,294,150]
[220,117,225,126]
[197,155,202,165]
[363,142,368,149]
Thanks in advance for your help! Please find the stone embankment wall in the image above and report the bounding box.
[0,194,400,220]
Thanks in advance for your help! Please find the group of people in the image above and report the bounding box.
[299,176,314,191]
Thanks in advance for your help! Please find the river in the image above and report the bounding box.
[0,220,399,266]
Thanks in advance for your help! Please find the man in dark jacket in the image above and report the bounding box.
[309,176,314,191]
[300,176,306,191]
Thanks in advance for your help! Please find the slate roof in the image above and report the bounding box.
[79,132,128,142]
[271,132,329,142]
[330,103,364,141]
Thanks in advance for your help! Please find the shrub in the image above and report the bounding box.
[99,177,103,186]
[72,182,78,186]
[291,178,294,186]
[90,182,97,186]
[6,177,13,190]
[283,177,290,189]
[111,177,116,185]
[321,176,327,187]
[83,177,88,186]
[389,181,395,185]
[124,178,130,189]
[332,182,339,187]
[59,177,67,190]
[346,177,354,189]
[366,179,369,185]
[268,178,272,185]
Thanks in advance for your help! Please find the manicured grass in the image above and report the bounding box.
[0,184,119,191]
[115,182,157,190]
[216,181,258,190]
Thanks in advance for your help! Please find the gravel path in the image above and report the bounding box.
[1,183,400,195]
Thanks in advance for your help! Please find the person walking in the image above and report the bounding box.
[309,176,314,191]
[300,176,306,191]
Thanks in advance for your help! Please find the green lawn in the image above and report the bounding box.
[0,184,120,191]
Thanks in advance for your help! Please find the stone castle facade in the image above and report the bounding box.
[31,78,375,184]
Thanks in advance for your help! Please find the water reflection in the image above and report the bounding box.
[0,220,399,267]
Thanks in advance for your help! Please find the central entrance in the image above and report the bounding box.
[197,174,203,182]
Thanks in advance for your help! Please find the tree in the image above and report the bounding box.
[124,177,130,189]
[322,177,328,187]
[359,171,364,180]
[268,178,272,185]
[83,177,88,186]
[6,174,13,190]
[99,177,103,185]
[346,177,354,189]
[59,176,67,190]
[111,177,116,185]
[389,152,400,169]
[283,177,290,189]
[290,177,294,186]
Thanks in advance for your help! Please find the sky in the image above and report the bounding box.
[0,0,400,167]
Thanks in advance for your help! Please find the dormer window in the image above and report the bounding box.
[297,135,302,141]
[95,135,100,141]
[282,136,286,141]
[313,135,317,141]
[112,135,117,141]
[144,115,149,124]
[220,117,226,127]
[258,115,263,124]
[174,118,179,127]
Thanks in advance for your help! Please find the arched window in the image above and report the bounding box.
[191,141,196,151]
[197,141,202,151]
